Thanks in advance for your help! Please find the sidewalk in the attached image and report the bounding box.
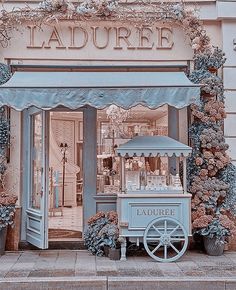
[0,250,236,289]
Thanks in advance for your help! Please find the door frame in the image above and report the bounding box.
[21,107,49,248]
[21,106,97,245]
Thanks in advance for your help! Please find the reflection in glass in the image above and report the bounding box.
[96,105,169,194]
[31,113,43,209]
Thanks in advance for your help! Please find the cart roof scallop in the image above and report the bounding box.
[116,136,192,157]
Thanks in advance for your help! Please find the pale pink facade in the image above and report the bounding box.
[0,0,236,249]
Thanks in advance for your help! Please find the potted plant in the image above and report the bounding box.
[194,215,236,256]
[0,106,18,255]
[0,192,17,255]
[98,223,120,260]
[84,211,119,257]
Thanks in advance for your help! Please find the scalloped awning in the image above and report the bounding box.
[0,71,200,111]
[116,136,192,157]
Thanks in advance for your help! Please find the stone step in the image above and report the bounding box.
[19,240,86,250]
[0,277,236,290]
[48,229,82,239]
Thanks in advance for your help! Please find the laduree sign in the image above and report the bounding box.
[1,22,193,61]
[129,203,180,229]
[27,25,174,50]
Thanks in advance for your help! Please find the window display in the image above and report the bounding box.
[96,105,168,194]
[117,135,192,194]
[122,157,183,193]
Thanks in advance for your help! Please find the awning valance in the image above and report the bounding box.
[0,71,200,111]
[116,136,192,157]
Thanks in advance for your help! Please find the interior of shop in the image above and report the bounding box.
[48,111,83,240]
[48,105,169,241]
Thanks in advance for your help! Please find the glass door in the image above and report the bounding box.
[25,107,49,249]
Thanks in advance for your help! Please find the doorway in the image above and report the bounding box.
[23,108,84,249]
[48,111,83,241]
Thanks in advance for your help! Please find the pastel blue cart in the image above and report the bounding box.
[116,136,192,262]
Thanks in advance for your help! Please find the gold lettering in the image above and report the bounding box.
[27,25,45,49]
[114,27,135,50]
[92,26,111,49]
[44,27,66,49]
[68,26,88,49]
[137,27,154,50]
[156,27,174,49]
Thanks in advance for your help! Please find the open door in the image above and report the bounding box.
[25,107,49,249]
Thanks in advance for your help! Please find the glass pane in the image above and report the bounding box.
[96,105,169,194]
[30,113,43,209]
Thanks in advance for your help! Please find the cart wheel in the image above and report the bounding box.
[143,217,188,262]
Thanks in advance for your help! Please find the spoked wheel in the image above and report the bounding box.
[143,217,188,262]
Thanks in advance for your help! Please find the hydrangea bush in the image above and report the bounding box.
[84,211,119,256]
[0,66,18,231]
[188,46,236,242]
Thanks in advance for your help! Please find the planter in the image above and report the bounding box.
[0,227,7,255]
[109,248,121,260]
[103,245,109,257]
[203,236,224,256]
[6,206,21,251]
[207,67,218,74]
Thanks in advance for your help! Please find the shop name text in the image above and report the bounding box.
[136,208,175,216]
[27,25,174,50]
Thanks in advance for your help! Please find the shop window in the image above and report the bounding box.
[96,105,168,195]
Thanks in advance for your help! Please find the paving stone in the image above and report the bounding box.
[33,251,58,271]
[96,256,118,276]
[55,251,76,271]
[4,271,30,278]
[116,258,142,277]
[0,252,21,265]
[1,249,236,284]
[0,263,16,277]
[11,262,36,270]
[75,251,96,276]
[17,251,40,262]
[132,257,164,277]
[194,260,217,268]
[175,260,199,271]
[155,262,183,277]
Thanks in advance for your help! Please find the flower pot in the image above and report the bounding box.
[207,67,218,74]
[103,245,109,257]
[109,248,121,260]
[203,236,224,256]
[0,227,7,255]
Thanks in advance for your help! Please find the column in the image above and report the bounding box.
[83,106,97,228]
[168,106,179,174]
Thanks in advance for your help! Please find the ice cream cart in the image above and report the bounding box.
[116,136,192,262]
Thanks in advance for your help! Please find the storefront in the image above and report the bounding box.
[0,0,235,250]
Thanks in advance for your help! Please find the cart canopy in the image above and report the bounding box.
[0,71,200,111]
[116,136,192,157]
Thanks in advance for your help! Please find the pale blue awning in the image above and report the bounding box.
[0,71,200,111]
